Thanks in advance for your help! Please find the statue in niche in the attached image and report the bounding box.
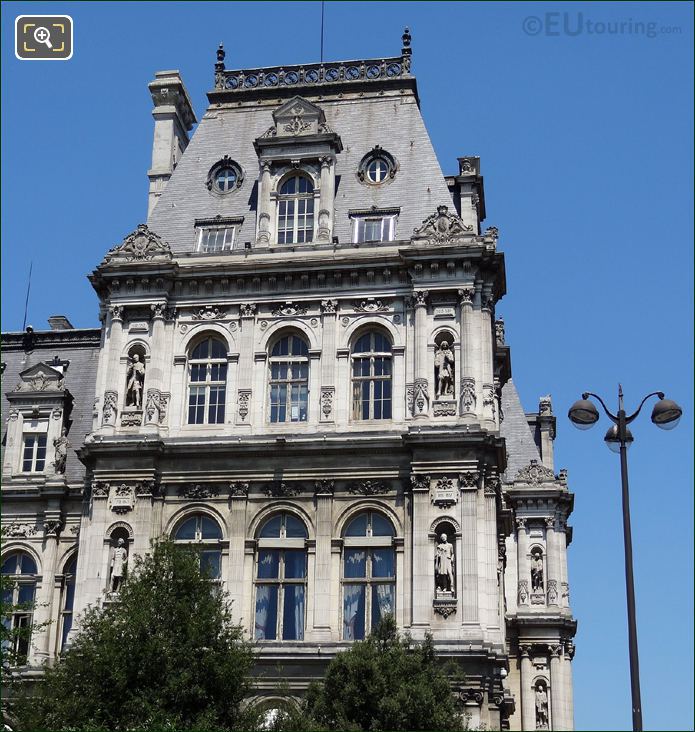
[434,340,455,399]
[535,682,549,729]
[531,549,544,592]
[125,354,145,408]
[435,533,455,593]
[52,428,69,474]
[109,538,128,593]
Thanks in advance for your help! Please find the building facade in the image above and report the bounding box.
[1,32,576,730]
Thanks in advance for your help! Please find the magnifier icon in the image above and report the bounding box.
[33,26,53,49]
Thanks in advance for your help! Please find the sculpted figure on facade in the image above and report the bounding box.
[531,548,544,592]
[435,533,455,593]
[109,538,128,593]
[434,340,455,399]
[52,428,69,474]
[125,354,145,408]
[535,682,549,729]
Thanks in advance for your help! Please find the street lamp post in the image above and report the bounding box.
[568,385,682,732]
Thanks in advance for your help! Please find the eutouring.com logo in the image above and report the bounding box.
[522,12,682,39]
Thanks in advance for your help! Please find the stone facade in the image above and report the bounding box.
[1,34,575,730]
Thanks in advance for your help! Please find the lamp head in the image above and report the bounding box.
[651,397,682,431]
[568,397,599,430]
[604,424,634,453]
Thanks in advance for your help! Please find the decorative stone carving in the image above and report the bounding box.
[314,479,334,495]
[410,473,430,492]
[92,482,110,498]
[411,289,429,308]
[460,377,476,414]
[52,428,69,474]
[483,383,495,420]
[229,481,249,497]
[103,224,173,263]
[535,681,549,730]
[461,689,484,706]
[517,579,529,605]
[412,378,429,416]
[353,299,389,313]
[515,459,556,484]
[239,303,257,318]
[102,391,118,425]
[192,305,226,320]
[406,383,415,415]
[515,517,527,531]
[320,387,334,419]
[458,471,479,489]
[484,472,500,496]
[485,226,499,240]
[237,390,251,421]
[547,579,559,605]
[179,483,219,499]
[434,340,455,399]
[135,480,157,498]
[495,318,505,345]
[320,299,338,314]
[43,519,63,537]
[432,400,456,417]
[412,205,473,243]
[562,582,570,604]
[347,479,387,496]
[432,477,458,508]
[109,538,128,593]
[5,522,39,538]
[433,599,457,618]
[110,484,135,514]
[120,410,143,427]
[458,288,475,305]
[531,548,544,594]
[13,364,65,392]
[539,394,553,415]
[272,301,308,317]
[264,481,301,497]
[125,354,145,408]
[435,533,455,593]
[558,468,568,483]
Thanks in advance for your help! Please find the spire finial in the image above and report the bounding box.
[216,43,226,68]
[402,26,412,53]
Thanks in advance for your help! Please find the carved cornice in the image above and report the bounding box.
[178,483,220,499]
[314,479,335,496]
[347,479,388,496]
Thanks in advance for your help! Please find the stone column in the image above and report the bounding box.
[545,517,561,607]
[519,644,535,731]
[564,641,575,730]
[412,290,429,418]
[480,287,495,426]
[313,484,333,640]
[256,161,272,245]
[484,474,499,630]
[317,156,334,242]
[320,300,338,422]
[549,644,564,730]
[516,518,530,607]
[32,519,61,663]
[410,476,431,627]
[144,303,166,428]
[236,304,256,425]
[459,471,479,623]
[559,520,570,608]
[101,306,124,429]
[458,288,476,420]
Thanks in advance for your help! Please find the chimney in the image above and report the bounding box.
[48,315,74,331]
[147,70,197,219]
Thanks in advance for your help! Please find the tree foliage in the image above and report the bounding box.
[13,539,255,731]
[281,616,466,731]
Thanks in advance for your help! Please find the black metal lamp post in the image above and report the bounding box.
[568,386,682,732]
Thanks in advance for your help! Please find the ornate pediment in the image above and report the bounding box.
[102,224,173,264]
[412,205,474,244]
[514,459,556,485]
[267,96,329,138]
[13,363,64,392]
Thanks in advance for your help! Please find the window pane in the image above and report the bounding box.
[285,516,308,539]
[210,363,227,382]
[2,556,17,574]
[354,334,371,354]
[343,585,366,640]
[371,548,395,578]
[191,340,209,360]
[18,584,35,605]
[282,585,305,640]
[210,339,227,359]
[255,585,278,640]
[284,550,306,579]
[344,549,367,578]
[371,584,395,630]
[345,514,368,537]
[257,550,280,579]
[175,517,197,541]
[200,550,221,579]
[371,514,395,537]
[259,515,282,538]
[19,555,37,575]
[61,613,73,651]
[201,517,222,540]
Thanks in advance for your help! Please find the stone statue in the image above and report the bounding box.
[125,354,145,408]
[531,550,544,592]
[109,538,128,593]
[434,341,455,399]
[535,683,549,729]
[53,428,69,474]
[435,533,455,593]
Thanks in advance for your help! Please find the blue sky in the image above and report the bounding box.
[2,1,693,729]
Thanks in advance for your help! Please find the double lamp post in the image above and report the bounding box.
[568,386,683,732]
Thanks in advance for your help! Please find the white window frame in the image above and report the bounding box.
[276,174,315,245]
[196,225,237,253]
[21,419,49,473]
[351,215,397,244]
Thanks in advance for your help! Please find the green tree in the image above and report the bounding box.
[288,616,466,732]
[13,538,255,732]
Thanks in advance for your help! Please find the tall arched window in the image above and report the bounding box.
[277,174,314,244]
[254,513,307,641]
[342,512,395,640]
[269,334,309,423]
[351,331,392,420]
[59,554,77,652]
[1,551,38,663]
[187,336,228,425]
[173,514,223,579]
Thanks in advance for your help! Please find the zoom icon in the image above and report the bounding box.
[15,15,73,60]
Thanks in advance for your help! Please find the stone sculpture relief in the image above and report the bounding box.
[434,340,455,399]
[109,538,128,593]
[125,354,145,408]
[52,428,69,474]
[531,548,544,593]
[435,533,455,594]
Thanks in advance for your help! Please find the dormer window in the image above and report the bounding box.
[350,208,399,244]
[197,226,236,253]
[277,174,315,244]
[22,419,48,473]
[214,167,237,192]
[206,157,243,195]
[358,147,398,186]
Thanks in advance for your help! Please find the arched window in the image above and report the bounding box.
[59,554,77,652]
[1,551,38,663]
[342,512,395,640]
[269,334,309,423]
[173,514,223,579]
[277,174,314,244]
[351,331,392,420]
[187,336,228,425]
[254,513,308,641]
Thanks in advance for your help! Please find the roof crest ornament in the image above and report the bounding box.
[412,205,473,245]
[102,224,173,265]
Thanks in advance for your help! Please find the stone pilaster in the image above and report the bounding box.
[317,156,334,242]
[459,471,479,623]
[31,518,61,663]
[545,517,561,607]
[564,641,575,730]
[313,484,333,640]
[411,476,431,627]
[458,288,476,420]
[257,161,272,245]
[144,303,166,428]
[519,644,535,731]
[550,644,564,730]
[236,304,256,425]
[484,474,499,629]
[101,306,124,429]
[516,518,530,607]
[480,287,495,426]
[228,484,248,625]
[412,290,429,418]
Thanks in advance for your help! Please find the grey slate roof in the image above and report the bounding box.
[500,378,541,481]
[147,93,453,254]
[1,330,101,484]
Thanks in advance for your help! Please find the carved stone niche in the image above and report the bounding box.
[433,519,457,616]
[121,343,146,427]
[433,331,456,416]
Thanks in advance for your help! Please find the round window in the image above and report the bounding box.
[358,147,397,186]
[215,167,237,192]
[366,158,390,184]
[206,157,243,194]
